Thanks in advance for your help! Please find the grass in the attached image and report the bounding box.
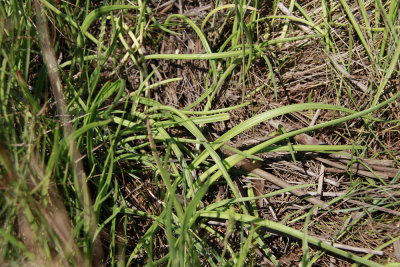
[0,0,399,266]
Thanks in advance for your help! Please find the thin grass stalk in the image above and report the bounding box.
[35,2,103,264]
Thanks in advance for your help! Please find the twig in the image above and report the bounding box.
[232,154,329,208]
[318,238,384,256]
[314,164,325,215]
[346,199,400,217]
[277,3,314,35]
[328,54,369,93]
[318,157,389,179]
[282,162,340,186]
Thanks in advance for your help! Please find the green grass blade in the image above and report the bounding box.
[199,211,384,267]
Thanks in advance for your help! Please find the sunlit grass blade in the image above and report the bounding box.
[198,211,383,267]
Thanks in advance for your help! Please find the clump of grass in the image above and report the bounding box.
[1,0,399,266]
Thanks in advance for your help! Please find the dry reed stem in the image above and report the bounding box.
[34,1,104,265]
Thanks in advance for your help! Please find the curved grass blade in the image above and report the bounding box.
[77,5,138,47]
[199,211,383,267]
[164,14,217,80]
[188,90,400,196]
[201,4,257,32]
